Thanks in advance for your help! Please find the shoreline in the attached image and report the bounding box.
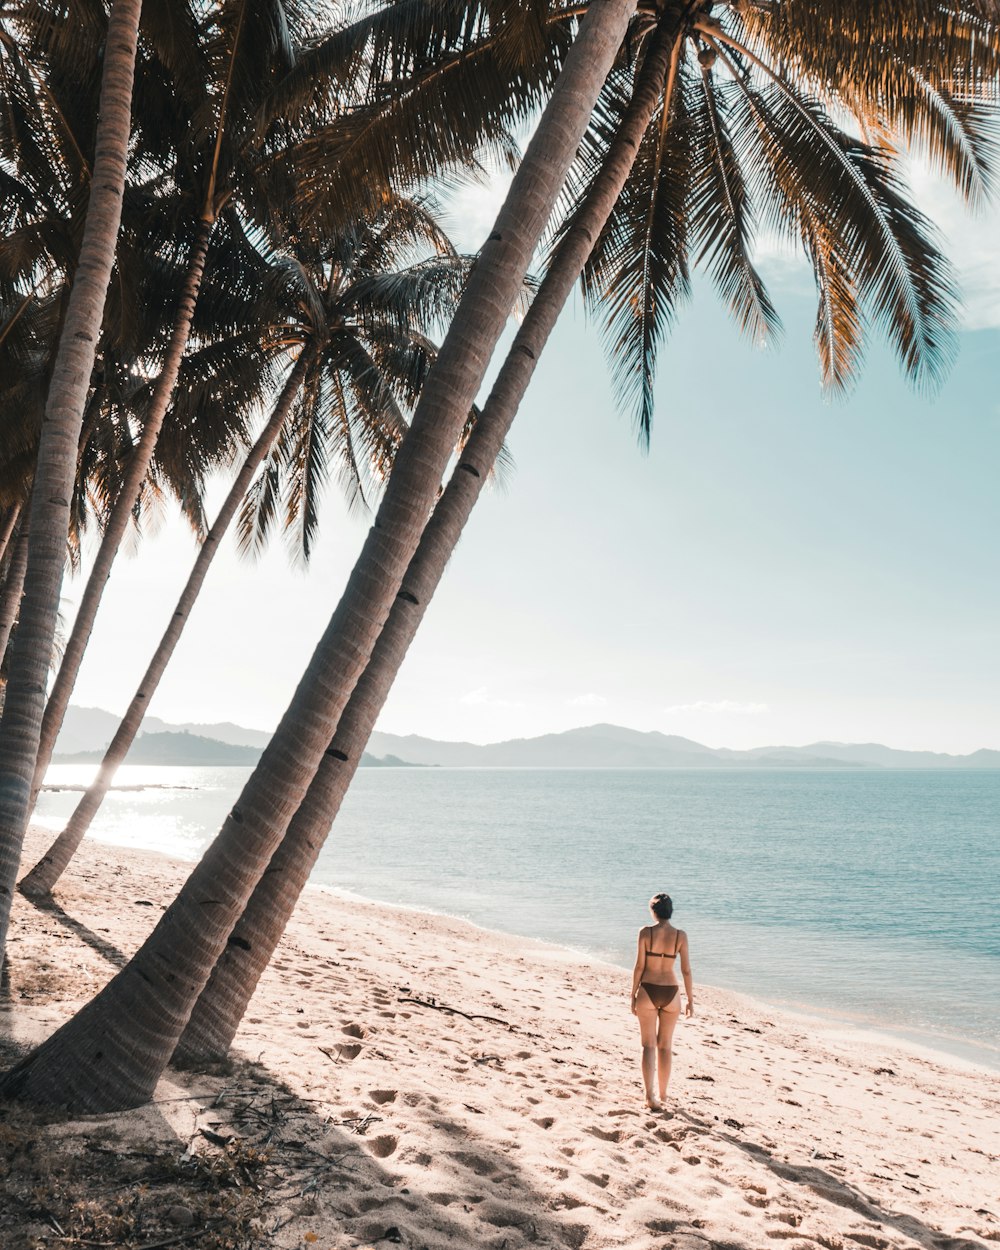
[309,879,1000,1078]
[24,811,1000,1077]
[3,825,999,1249]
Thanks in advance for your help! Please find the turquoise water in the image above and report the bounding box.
[36,765,1000,1067]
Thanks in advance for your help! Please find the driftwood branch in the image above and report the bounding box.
[397,995,514,1029]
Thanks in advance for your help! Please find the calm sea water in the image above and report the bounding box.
[35,765,1000,1067]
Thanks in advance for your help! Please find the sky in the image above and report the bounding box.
[62,159,1000,755]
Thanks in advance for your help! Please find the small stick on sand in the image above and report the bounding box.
[397,995,514,1028]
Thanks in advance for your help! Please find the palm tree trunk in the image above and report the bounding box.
[28,214,216,801]
[174,24,680,1065]
[0,504,22,571]
[0,0,141,966]
[0,516,31,671]
[0,0,637,1111]
[18,350,313,898]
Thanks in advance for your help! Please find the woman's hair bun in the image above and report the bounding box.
[649,893,673,920]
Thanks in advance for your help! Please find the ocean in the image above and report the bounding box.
[35,764,1000,1068]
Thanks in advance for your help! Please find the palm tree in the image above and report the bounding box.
[19,201,471,897]
[0,0,640,1110]
[0,516,30,678]
[177,0,1000,1059]
[0,0,142,964]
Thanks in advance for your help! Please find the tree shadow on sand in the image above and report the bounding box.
[0,1043,607,1250]
[18,893,130,969]
[670,1105,987,1250]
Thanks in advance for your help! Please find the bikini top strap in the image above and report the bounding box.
[673,929,681,957]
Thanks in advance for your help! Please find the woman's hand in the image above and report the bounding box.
[685,1000,695,1018]
[630,994,638,1016]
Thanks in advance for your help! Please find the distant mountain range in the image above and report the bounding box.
[54,708,415,768]
[365,724,1000,769]
[54,707,999,770]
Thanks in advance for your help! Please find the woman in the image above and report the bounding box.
[630,892,694,1110]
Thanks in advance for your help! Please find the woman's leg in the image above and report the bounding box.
[655,1001,682,1100]
[634,989,662,1108]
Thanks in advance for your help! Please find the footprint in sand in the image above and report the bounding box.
[647,1218,680,1234]
[367,1135,398,1159]
[334,1043,362,1061]
[554,1194,589,1211]
[369,1089,397,1105]
[533,1116,556,1130]
[583,1173,609,1189]
[342,1022,368,1039]
[447,1150,498,1177]
[585,1126,628,1144]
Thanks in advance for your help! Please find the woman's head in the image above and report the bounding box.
[649,893,673,920]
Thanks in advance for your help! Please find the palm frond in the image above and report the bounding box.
[689,70,781,350]
[582,61,695,443]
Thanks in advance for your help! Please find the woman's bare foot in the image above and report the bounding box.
[645,1097,663,1111]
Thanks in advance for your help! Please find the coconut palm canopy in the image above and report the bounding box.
[545,0,1000,441]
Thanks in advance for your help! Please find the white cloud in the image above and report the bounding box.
[904,163,1000,331]
[752,163,1000,332]
[662,700,770,716]
[459,686,524,709]
[567,692,608,708]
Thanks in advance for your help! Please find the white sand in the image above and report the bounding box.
[4,826,999,1249]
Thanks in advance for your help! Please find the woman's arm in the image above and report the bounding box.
[679,930,695,1017]
[630,929,646,1014]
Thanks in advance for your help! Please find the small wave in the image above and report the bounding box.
[40,783,200,793]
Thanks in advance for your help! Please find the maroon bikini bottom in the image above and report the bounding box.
[640,982,678,1010]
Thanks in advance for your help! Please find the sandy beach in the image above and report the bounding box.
[2,824,998,1250]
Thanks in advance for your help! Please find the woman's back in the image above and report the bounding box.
[640,923,682,985]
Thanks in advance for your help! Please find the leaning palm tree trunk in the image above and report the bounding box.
[0,503,22,570]
[28,215,216,802]
[19,351,313,898]
[0,516,31,669]
[0,0,637,1111]
[0,0,141,965]
[174,24,681,1064]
